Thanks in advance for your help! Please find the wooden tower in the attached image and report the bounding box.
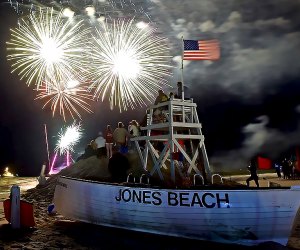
[131,96,211,183]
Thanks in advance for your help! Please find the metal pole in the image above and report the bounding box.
[181,36,185,100]
[10,185,20,229]
[44,124,50,173]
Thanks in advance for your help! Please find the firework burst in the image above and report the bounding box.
[55,122,83,155]
[6,7,90,89]
[35,78,94,121]
[89,18,173,112]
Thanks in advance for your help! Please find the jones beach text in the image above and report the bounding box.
[115,188,230,208]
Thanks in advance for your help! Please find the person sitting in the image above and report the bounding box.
[153,89,168,123]
[76,140,97,161]
[154,89,169,105]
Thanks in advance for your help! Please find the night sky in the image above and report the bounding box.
[1,0,300,176]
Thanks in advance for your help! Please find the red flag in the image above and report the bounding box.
[257,156,272,170]
[295,147,300,171]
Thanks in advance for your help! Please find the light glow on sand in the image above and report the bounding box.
[2,167,14,177]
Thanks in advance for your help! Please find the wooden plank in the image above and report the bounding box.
[173,139,200,175]
[172,122,202,128]
[140,122,202,131]
[147,141,164,180]
[173,134,204,140]
[150,142,170,176]
[131,134,170,141]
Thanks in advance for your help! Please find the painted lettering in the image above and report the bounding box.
[216,193,230,208]
[152,192,162,205]
[115,189,122,201]
[122,189,131,202]
[191,193,203,207]
[179,192,190,207]
[115,189,230,208]
[143,191,151,204]
[57,181,67,188]
[168,192,178,206]
[115,188,162,205]
[132,190,142,203]
[202,193,215,208]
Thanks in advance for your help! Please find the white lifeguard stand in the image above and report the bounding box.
[131,96,211,183]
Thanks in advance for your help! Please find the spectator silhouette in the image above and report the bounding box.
[108,152,130,183]
[113,122,131,153]
[95,131,106,158]
[105,125,114,158]
[177,81,191,100]
[246,159,259,187]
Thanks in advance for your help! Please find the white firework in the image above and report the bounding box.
[55,122,83,155]
[6,7,90,89]
[89,18,173,112]
[35,77,94,121]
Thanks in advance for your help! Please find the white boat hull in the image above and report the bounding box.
[53,176,300,246]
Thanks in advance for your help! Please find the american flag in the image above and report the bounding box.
[183,39,220,60]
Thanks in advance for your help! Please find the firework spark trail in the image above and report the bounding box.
[49,152,58,175]
[89,18,173,112]
[7,7,91,90]
[55,122,83,155]
[35,79,94,121]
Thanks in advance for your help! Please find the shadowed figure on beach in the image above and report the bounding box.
[108,152,130,183]
[246,158,259,187]
[76,140,97,162]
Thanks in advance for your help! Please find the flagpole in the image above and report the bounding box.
[181,36,185,100]
[44,124,50,172]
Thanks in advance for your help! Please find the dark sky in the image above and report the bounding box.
[1,0,300,175]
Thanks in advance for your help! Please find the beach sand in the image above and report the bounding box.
[1,173,300,250]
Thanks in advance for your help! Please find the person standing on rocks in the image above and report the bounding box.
[105,125,114,158]
[113,122,132,154]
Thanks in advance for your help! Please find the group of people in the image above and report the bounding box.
[152,82,191,123]
[246,157,300,188]
[275,158,299,180]
[81,82,191,157]
[153,82,191,104]
[77,120,141,162]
